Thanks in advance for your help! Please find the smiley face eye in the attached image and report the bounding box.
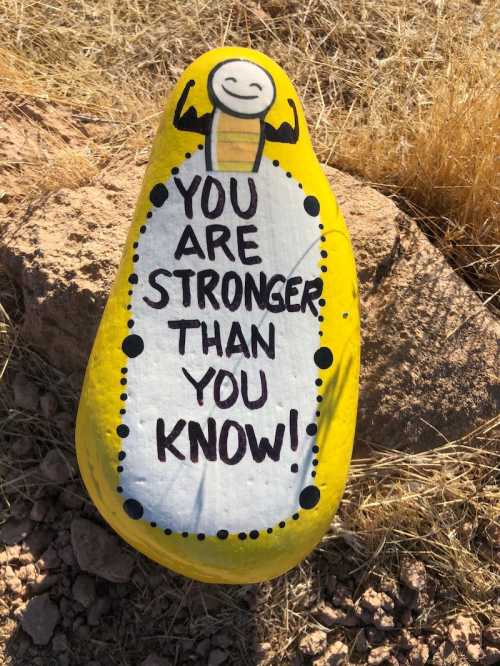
[225,76,237,83]
[250,82,263,91]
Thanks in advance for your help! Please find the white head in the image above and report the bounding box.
[208,59,276,118]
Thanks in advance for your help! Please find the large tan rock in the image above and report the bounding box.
[0,165,498,452]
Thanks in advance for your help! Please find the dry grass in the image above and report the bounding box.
[1,0,499,306]
[0,1,499,663]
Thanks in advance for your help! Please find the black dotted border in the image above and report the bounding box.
[116,150,331,540]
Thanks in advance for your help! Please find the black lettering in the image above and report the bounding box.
[197,269,220,309]
[189,418,217,462]
[230,177,257,219]
[221,272,243,311]
[201,321,223,356]
[219,420,246,465]
[174,175,202,219]
[251,323,275,359]
[144,268,171,309]
[182,366,215,403]
[172,269,195,307]
[213,369,239,409]
[201,175,225,219]
[285,276,302,312]
[237,225,261,265]
[244,272,267,310]
[246,422,285,462]
[157,418,186,462]
[301,277,323,316]
[267,274,286,313]
[241,370,267,409]
[206,225,235,261]
[289,409,298,451]
[226,322,250,358]
[174,225,205,260]
[168,319,200,354]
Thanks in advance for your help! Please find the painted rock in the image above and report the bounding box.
[76,47,360,584]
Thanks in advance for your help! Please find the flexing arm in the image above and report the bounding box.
[264,98,299,143]
[173,79,211,135]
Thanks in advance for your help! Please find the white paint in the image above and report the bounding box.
[209,60,275,117]
[120,151,322,535]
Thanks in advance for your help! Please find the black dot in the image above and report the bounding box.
[182,532,188,538]
[319,223,324,230]
[321,266,327,273]
[146,212,152,219]
[267,528,273,534]
[122,334,144,358]
[319,298,326,307]
[291,463,298,473]
[314,347,334,369]
[120,408,126,415]
[120,393,127,401]
[127,319,134,329]
[238,532,247,540]
[300,485,320,509]
[197,533,205,541]
[132,254,139,263]
[117,486,123,493]
[312,471,317,477]
[128,290,133,296]
[150,183,168,207]
[286,172,292,178]
[249,530,259,539]
[293,513,299,520]
[150,522,157,527]
[343,312,349,319]
[272,159,279,167]
[321,250,328,258]
[118,451,126,461]
[117,465,123,473]
[321,235,326,242]
[198,144,204,150]
[123,498,143,520]
[121,367,127,374]
[298,183,303,189]
[128,273,138,284]
[304,195,320,216]
[185,152,191,159]
[164,529,172,535]
[127,304,132,310]
[316,395,323,403]
[313,459,319,466]
[217,530,229,540]
[316,410,321,417]
[318,315,324,322]
[315,378,323,387]
[120,378,127,385]
[312,445,319,453]
[306,423,317,437]
[279,521,285,528]
[133,241,139,248]
[319,331,323,337]
[140,225,146,234]
[171,167,179,175]
[117,424,129,438]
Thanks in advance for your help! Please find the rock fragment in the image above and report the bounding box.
[140,655,169,666]
[72,574,96,608]
[400,558,427,591]
[39,392,58,418]
[40,449,73,483]
[299,630,328,656]
[313,640,349,665]
[21,593,60,645]
[70,518,134,583]
[208,648,228,665]
[368,645,392,665]
[0,518,34,545]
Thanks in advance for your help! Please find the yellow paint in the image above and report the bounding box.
[76,47,360,584]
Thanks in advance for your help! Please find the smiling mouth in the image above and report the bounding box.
[221,84,259,100]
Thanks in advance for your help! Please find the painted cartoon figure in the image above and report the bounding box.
[174,59,299,172]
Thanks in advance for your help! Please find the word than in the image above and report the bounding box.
[156,409,298,465]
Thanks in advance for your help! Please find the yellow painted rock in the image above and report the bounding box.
[76,47,360,584]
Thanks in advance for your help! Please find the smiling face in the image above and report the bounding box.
[208,59,276,118]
